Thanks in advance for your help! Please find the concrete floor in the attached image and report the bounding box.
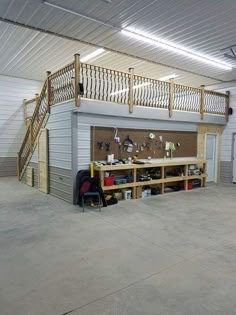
[1,178,236,315]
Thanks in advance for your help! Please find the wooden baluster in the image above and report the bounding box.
[129,67,134,113]
[46,71,51,113]
[225,91,230,122]
[169,79,174,117]
[200,85,205,120]
[74,53,81,107]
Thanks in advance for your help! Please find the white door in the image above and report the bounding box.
[233,134,236,183]
[206,134,217,182]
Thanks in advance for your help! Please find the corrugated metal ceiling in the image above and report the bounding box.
[0,0,236,85]
[0,21,219,87]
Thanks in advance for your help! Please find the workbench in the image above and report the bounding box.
[94,158,207,199]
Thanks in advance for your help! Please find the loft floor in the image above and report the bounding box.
[1,178,236,314]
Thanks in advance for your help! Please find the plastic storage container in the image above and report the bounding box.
[104,176,115,186]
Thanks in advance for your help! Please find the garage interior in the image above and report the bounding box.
[1,1,236,314]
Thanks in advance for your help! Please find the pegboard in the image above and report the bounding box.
[91,126,197,161]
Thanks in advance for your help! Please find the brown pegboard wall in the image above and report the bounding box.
[91,127,197,161]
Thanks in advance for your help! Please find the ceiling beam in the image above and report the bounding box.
[0,17,224,83]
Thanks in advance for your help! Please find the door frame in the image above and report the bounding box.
[205,133,218,182]
[232,133,236,183]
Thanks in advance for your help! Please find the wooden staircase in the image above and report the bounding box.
[17,55,79,180]
[17,80,49,180]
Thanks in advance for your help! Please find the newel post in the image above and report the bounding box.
[23,99,27,125]
[35,93,39,122]
[74,53,81,107]
[200,85,205,120]
[46,71,51,113]
[225,91,230,122]
[168,79,174,118]
[129,67,134,113]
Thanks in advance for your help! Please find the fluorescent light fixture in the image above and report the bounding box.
[111,82,151,95]
[159,74,178,81]
[121,28,233,71]
[80,48,105,62]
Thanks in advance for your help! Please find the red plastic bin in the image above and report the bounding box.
[180,181,193,190]
[104,176,115,186]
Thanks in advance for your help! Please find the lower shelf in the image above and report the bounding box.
[102,175,205,197]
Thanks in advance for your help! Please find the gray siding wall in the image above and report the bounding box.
[21,162,38,188]
[76,98,226,125]
[26,101,74,203]
[49,166,72,203]
[0,75,42,176]
[47,102,74,203]
[220,87,236,183]
[220,161,232,183]
[0,157,17,177]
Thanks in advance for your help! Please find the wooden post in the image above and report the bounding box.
[23,99,27,125]
[132,168,137,199]
[225,91,230,122]
[17,152,20,180]
[30,123,33,153]
[46,71,51,113]
[184,164,188,190]
[169,79,174,118]
[35,93,39,123]
[129,67,134,114]
[161,166,165,194]
[200,85,205,120]
[74,53,80,107]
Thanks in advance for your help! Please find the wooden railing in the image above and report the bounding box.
[19,54,230,178]
[18,81,48,179]
[49,62,75,106]
[23,97,37,125]
[79,60,229,119]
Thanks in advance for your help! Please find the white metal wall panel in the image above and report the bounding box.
[0,74,42,176]
[46,101,74,170]
[221,88,236,162]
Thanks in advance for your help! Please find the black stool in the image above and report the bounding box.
[81,192,101,212]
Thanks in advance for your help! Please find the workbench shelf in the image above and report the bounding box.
[94,159,206,199]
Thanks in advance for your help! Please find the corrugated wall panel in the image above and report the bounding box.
[46,102,74,170]
[221,88,236,162]
[0,75,42,176]
[25,101,74,203]
[219,87,236,183]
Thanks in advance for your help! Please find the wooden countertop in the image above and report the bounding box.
[94,159,206,171]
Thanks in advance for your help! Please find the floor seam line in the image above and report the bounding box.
[60,258,191,315]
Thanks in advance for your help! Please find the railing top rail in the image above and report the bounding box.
[31,80,47,123]
[48,61,75,80]
[204,89,228,97]
[24,97,36,105]
[81,62,130,75]
[18,125,30,155]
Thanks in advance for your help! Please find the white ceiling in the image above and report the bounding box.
[0,0,236,86]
